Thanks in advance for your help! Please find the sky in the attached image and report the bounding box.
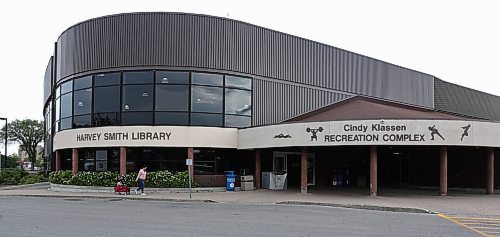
[0,0,499,153]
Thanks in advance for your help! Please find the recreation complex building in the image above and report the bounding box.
[43,12,499,196]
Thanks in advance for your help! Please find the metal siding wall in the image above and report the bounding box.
[252,79,351,125]
[435,79,500,120]
[55,13,434,110]
[43,58,53,104]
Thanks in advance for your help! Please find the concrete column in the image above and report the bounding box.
[487,147,494,195]
[55,150,61,171]
[72,148,78,175]
[370,145,378,196]
[255,149,261,189]
[120,147,127,176]
[440,146,448,196]
[301,147,308,194]
[188,147,194,179]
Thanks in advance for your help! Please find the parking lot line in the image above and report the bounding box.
[438,214,500,237]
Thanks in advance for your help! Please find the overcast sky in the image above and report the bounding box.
[1,0,499,152]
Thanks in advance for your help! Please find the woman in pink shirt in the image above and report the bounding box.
[135,165,148,195]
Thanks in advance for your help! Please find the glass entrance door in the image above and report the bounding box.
[273,153,287,172]
[273,152,315,186]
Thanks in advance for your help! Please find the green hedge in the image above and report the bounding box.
[0,169,47,185]
[0,169,29,185]
[49,170,198,188]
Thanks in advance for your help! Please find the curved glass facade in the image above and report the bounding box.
[51,70,252,132]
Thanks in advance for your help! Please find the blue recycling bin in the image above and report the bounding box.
[225,171,236,191]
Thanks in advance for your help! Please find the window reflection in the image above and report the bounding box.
[74,88,92,116]
[225,115,251,128]
[60,93,72,118]
[191,113,222,127]
[155,112,189,125]
[55,97,60,122]
[192,73,223,86]
[122,85,153,112]
[123,71,154,84]
[156,71,189,84]
[60,117,72,130]
[61,81,73,94]
[73,114,91,128]
[92,112,120,127]
[225,76,251,90]
[225,89,251,116]
[94,86,120,113]
[94,72,120,86]
[191,86,223,113]
[74,76,92,90]
[156,85,189,111]
[122,112,153,125]
[52,70,253,130]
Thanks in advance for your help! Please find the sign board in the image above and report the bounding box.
[238,119,500,149]
[186,159,193,166]
[53,126,238,151]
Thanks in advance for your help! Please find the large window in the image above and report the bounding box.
[59,80,73,130]
[192,73,223,86]
[122,84,153,112]
[74,76,92,90]
[156,85,189,111]
[50,70,252,131]
[94,85,120,127]
[156,71,189,84]
[191,86,223,113]
[123,71,154,84]
[73,88,92,116]
[225,89,251,116]
[193,149,243,175]
[94,73,120,86]
[94,86,120,113]
[78,148,120,172]
[224,76,252,128]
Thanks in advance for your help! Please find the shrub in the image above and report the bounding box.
[69,171,119,187]
[0,168,29,185]
[49,170,73,184]
[20,174,47,184]
[48,170,197,188]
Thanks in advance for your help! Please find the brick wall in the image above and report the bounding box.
[194,175,241,187]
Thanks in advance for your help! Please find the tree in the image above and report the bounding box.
[1,119,44,170]
[5,153,20,168]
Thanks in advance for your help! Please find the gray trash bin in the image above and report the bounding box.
[240,175,254,191]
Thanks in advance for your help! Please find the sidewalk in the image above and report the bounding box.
[1,184,499,218]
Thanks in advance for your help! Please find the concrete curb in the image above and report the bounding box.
[276,201,437,214]
[0,182,50,190]
[3,193,219,203]
[49,183,232,193]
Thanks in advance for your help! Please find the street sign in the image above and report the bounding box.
[186,159,193,166]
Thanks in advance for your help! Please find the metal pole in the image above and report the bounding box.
[3,118,6,170]
[0,117,6,171]
[188,166,192,199]
[186,157,193,199]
